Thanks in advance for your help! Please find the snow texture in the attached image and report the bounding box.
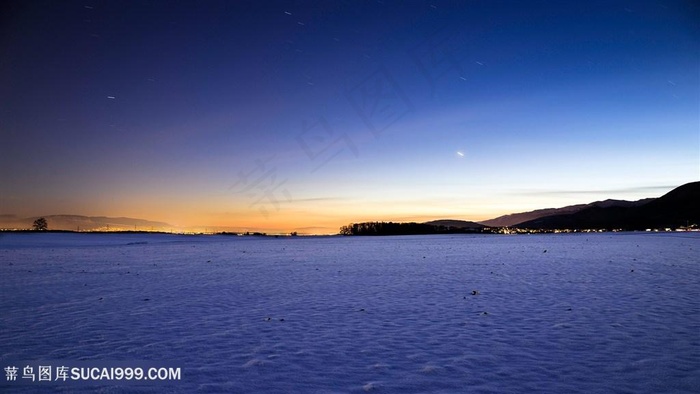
[1,232,699,393]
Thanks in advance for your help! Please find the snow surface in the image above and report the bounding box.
[1,232,699,393]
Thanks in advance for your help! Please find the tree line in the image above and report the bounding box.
[339,221,483,236]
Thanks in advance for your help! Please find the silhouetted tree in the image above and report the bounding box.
[32,217,48,231]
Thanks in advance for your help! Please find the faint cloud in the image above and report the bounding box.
[292,197,346,203]
[513,185,676,197]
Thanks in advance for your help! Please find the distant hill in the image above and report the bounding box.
[6,183,697,234]
[480,204,588,227]
[0,215,172,231]
[480,199,653,227]
[514,182,699,230]
[620,182,700,229]
[340,183,698,234]
[424,219,485,229]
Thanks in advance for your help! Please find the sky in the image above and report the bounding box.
[1,0,698,234]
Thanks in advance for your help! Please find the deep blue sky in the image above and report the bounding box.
[1,0,698,232]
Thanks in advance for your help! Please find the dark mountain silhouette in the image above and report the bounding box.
[481,199,653,227]
[626,182,700,228]
[514,182,699,230]
[481,204,588,227]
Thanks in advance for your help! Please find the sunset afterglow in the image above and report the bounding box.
[1,1,698,233]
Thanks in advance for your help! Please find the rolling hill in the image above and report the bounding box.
[0,215,172,231]
[513,182,699,230]
[480,199,653,227]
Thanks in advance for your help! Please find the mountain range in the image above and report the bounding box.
[479,199,655,227]
[1,182,698,232]
[509,181,699,230]
[341,182,698,234]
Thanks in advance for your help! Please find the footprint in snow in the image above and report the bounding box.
[363,382,378,391]
[420,364,441,374]
[242,358,266,368]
